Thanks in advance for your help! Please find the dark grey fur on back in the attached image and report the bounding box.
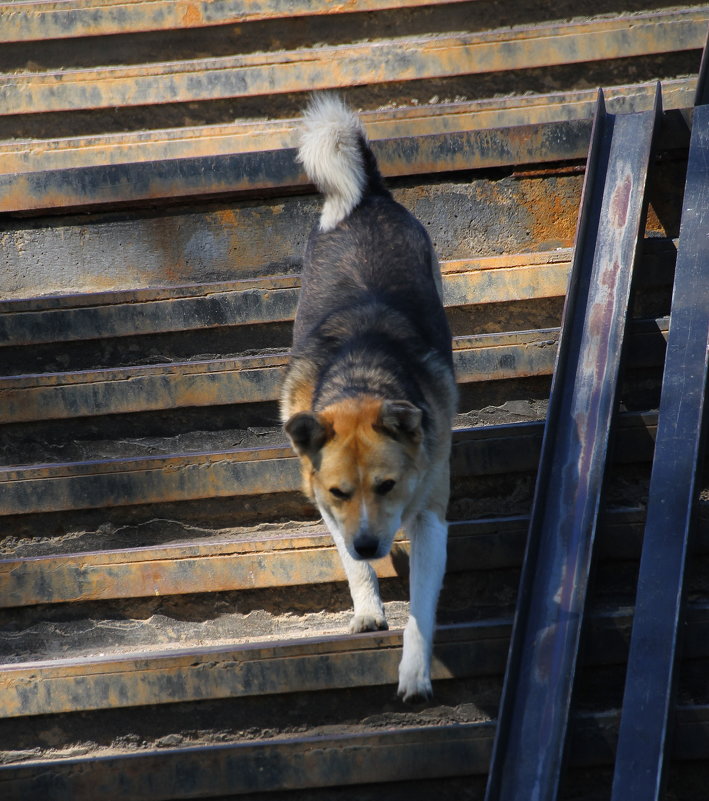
[290,189,454,419]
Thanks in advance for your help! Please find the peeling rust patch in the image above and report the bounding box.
[611,173,632,228]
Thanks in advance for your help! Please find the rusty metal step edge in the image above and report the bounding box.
[0,256,577,345]
[2,9,705,117]
[0,409,658,482]
[1,708,707,801]
[4,603,709,719]
[0,318,670,424]
[0,250,576,314]
[0,413,660,516]
[0,0,469,43]
[0,722,493,800]
[0,242,676,345]
[0,517,515,608]
[0,79,695,175]
[0,620,510,718]
[0,105,694,214]
[10,497,709,611]
[0,329,565,422]
[0,118,595,213]
[0,239,675,316]
[0,508,656,608]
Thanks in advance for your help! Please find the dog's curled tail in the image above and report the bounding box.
[298,94,385,232]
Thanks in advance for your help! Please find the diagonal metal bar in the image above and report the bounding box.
[484,86,661,801]
[610,103,709,801]
[694,24,709,107]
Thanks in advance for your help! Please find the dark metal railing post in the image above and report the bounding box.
[610,101,709,801]
[484,86,661,801]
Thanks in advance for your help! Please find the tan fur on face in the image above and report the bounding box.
[307,396,424,555]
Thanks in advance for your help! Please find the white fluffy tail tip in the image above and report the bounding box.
[298,95,367,232]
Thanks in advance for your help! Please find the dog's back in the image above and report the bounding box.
[291,95,452,377]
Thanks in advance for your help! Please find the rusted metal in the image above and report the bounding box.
[0,600,680,717]
[1,10,705,117]
[0,330,558,422]
[0,722,495,800]
[695,24,709,106]
[0,411,660,517]
[0,120,593,214]
[1,707,708,801]
[0,319,672,423]
[443,254,572,305]
[3,602,709,724]
[0,245,675,345]
[0,516,520,608]
[1,255,572,347]
[0,173,584,295]
[0,0,469,42]
[0,286,299,343]
[485,88,661,801]
[0,355,289,422]
[0,506,664,609]
[611,102,709,801]
[3,604,708,719]
[0,622,504,718]
[0,78,694,177]
[0,450,301,516]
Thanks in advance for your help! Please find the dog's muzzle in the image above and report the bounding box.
[353,531,381,560]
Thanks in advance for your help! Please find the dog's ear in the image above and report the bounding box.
[378,400,423,444]
[285,412,332,457]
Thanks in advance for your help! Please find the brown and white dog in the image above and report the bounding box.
[281,95,456,702]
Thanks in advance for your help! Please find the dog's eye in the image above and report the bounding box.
[375,479,396,496]
[329,487,351,500]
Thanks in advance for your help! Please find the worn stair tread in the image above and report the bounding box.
[0,238,678,325]
[0,619,509,712]
[0,410,657,484]
[2,9,705,118]
[0,314,671,425]
[0,0,468,43]
[14,500,709,610]
[7,502,694,608]
[0,599,412,672]
[0,515,522,606]
[0,253,575,357]
[0,720,497,785]
[0,329,564,424]
[1,707,708,799]
[0,251,578,348]
[1,166,674,296]
[0,513,535,607]
[0,79,695,175]
[0,413,661,518]
[0,609,664,713]
[1,605,708,718]
[0,506,658,608]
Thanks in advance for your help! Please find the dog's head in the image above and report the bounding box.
[285,397,424,560]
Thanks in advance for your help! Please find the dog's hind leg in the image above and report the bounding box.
[323,511,388,633]
[397,507,448,702]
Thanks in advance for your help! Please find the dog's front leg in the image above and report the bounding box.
[398,508,447,702]
[322,511,388,633]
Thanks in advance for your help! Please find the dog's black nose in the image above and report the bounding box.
[353,533,380,559]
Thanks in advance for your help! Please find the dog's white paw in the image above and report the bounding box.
[397,663,433,704]
[397,625,433,702]
[349,613,388,633]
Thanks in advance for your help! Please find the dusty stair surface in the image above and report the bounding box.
[1,2,709,800]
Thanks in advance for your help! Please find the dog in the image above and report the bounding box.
[280,95,456,702]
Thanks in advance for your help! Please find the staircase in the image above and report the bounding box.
[1,2,708,799]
